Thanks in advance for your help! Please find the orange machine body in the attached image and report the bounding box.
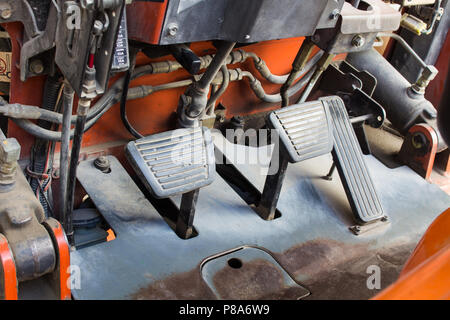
[375,208,450,300]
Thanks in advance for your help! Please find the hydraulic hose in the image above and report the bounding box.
[59,84,74,222]
[119,48,143,139]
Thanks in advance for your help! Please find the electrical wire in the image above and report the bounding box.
[120,48,143,139]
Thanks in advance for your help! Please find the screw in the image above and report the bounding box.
[330,9,340,20]
[167,23,178,37]
[0,4,12,19]
[29,60,45,75]
[94,156,111,173]
[352,35,365,48]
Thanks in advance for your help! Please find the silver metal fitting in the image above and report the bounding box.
[351,35,365,48]
[411,65,439,95]
[0,3,12,20]
[0,137,21,188]
[29,59,45,74]
[167,23,178,37]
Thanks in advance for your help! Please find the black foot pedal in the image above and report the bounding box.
[320,96,384,225]
[126,127,215,238]
[256,101,334,220]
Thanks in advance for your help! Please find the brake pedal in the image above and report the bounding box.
[256,100,334,220]
[126,127,215,238]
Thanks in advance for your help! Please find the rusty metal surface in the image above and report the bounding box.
[71,135,449,299]
[201,247,309,300]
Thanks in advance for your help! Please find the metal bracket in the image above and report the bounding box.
[0,0,41,39]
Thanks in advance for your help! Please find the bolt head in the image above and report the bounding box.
[0,138,21,163]
[30,60,45,74]
[94,156,111,172]
[330,9,340,20]
[1,8,12,20]
[352,35,365,48]
[167,23,178,37]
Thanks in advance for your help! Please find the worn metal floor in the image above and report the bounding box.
[70,133,450,300]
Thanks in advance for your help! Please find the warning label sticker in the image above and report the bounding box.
[0,52,12,83]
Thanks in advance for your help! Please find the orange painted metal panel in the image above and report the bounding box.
[374,209,450,300]
[48,221,71,300]
[126,0,168,44]
[0,234,18,300]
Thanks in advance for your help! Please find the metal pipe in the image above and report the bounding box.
[207,65,229,115]
[59,84,74,223]
[64,97,91,245]
[378,32,427,68]
[182,41,236,124]
[298,53,335,103]
[120,48,143,139]
[197,42,236,90]
[280,39,316,107]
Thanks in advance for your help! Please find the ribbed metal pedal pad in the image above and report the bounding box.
[268,100,334,163]
[126,127,215,199]
[320,96,384,224]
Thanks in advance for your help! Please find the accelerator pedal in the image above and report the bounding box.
[258,96,385,227]
[126,127,215,238]
[256,100,334,220]
[320,96,385,225]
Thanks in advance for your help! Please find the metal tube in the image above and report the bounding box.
[197,41,236,90]
[378,33,427,69]
[59,84,74,223]
[280,39,315,107]
[64,98,91,245]
[298,53,335,103]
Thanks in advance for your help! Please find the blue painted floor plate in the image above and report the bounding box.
[71,135,449,300]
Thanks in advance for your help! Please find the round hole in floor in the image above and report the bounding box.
[227,258,243,269]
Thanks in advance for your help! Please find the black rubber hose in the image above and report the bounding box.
[437,75,449,146]
[64,98,91,245]
[59,84,74,222]
[120,48,143,139]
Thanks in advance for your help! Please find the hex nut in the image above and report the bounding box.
[0,138,21,163]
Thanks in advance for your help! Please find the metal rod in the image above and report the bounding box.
[64,98,91,245]
[322,163,336,181]
[378,33,427,68]
[280,39,315,107]
[298,53,335,103]
[59,84,74,223]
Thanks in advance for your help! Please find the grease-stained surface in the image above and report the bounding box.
[71,135,450,300]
